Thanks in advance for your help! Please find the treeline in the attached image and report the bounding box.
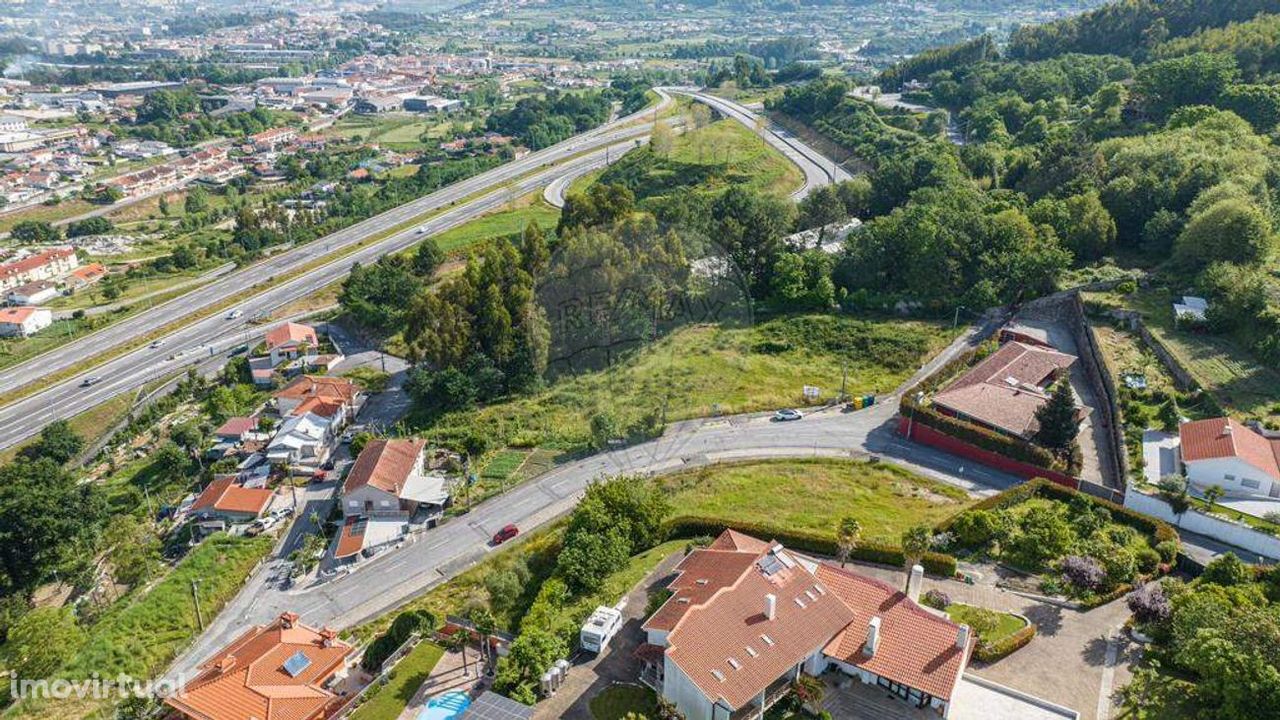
[1152,13,1280,82]
[876,35,996,91]
[485,91,611,150]
[130,90,284,147]
[1007,0,1280,61]
[768,77,924,159]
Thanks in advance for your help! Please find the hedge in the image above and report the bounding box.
[1080,583,1134,610]
[664,516,958,578]
[937,478,1180,548]
[973,623,1036,663]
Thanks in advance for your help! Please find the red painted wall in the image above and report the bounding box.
[898,416,1080,490]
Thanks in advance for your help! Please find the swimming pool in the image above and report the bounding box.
[417,690,471,720]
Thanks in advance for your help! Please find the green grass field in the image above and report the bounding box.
[661,458,974,543]
[1086,288,1280,423]
[329,114,464,151]
[14,535,274,720]
[423,195,560,254]
[349,641,446,720]
[946,603,1027,647]
[408,314,957,456]
[590,684,659,720]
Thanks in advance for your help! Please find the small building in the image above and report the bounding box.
[403,95,462,113]
[265,321,320,367]
[1179,417,1280,499]
[266,412,333,467]
[341,438,449,519]
[190,475,274,523]
[214,416,259,444]
[0,306,53,337]
[66,263,107,289]
[7,279,59,305]
[274,375,362,418]
[1173,295,1209,324]
[164,611,353,720]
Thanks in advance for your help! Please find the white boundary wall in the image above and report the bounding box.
[1124,488,1280,560]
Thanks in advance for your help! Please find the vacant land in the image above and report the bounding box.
[349,641,446,720]
[423,193,559,254]
[329,113,466,151]
[661,458,973,543]
[1086,288,1280,423]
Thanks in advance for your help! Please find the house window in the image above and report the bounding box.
[1242,478,1261,490]
[347,500,358,508]
[1224,475,1235,481]
[380,500,392,507]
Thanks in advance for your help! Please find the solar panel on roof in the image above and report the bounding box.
[462,691,534,720]
[282,650,312,677]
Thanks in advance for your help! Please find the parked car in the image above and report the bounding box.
[773,408,803,422]
[492,524,519,545]
[310,470,327,483]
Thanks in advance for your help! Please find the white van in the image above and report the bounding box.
[579,606,623,653]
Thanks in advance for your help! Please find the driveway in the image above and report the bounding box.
[534,551,685,719]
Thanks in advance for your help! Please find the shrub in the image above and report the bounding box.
[950,509,1000,549]
[921,589,951,610]
[1061,555,1106,591]
[1127,582,1171,625]
[1155,540,1178,564]
[1200,553,1251,587]
[973,624,1036,663]
[1135,546,1162,574]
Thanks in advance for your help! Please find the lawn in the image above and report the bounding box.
[480,449,528,481]
[590,684,658,720]
[349,641,446,720]
[0,198,98,234]
[329,113,462,151]
[945,603,1027,647]
[13,535,274,720]
[407,314,957,457]
[661,458,974,544]
[1086,288,1280,424]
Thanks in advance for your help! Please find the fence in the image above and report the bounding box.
[1124,488,1280,562]
[330,632,420,719]
[898,416,1080,490]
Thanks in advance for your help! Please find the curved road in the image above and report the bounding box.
[0,93,674,451]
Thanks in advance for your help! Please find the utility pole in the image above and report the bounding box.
[191,579,204,631]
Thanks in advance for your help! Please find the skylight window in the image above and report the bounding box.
[282,650,312,678]
[761,634,775,646]
[794,597,807,609]
[745,646,758,658]
[727,658,741,670]
[711,669,725,682]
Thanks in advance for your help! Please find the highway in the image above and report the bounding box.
[0,92,675,451]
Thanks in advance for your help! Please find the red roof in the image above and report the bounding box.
[165,612,352,720]
[0,306,40,324]
[1180,417,1280,480]
[342,438,426,497]
[932,341,1077,438]
[275,375,359,405]
[265,322,318,351]
[0,247,75,282]
[650,531,972,710]
[192,476,274,517]
[335,516,366,560]
[215,416,258,438]
[818,563,970,701]
[662,534,856,711]
[291,397,344,419]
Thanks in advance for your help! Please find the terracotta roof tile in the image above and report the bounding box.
[192,476,274,516]
[933,341,1077,438]
[166,613,352,720]
[817,563,969,701]
[342,438,426,497]
[275,375,358,404]
[1180,417,1280,480]
[265,322,318,351]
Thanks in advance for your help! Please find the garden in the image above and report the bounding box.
[940,480,1178,606]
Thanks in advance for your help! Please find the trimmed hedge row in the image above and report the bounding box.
[664,516,959,578]
[1079,583,1134,611]
[937,478,1180,548]
[902,395,1061,469]
[973,623,1036,663]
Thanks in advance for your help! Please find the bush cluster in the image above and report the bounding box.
[973,624,1036,663]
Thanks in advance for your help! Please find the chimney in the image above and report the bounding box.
[957,624,971,650]
[906,564,924,603]
[279,611,299,629]
[319,627,337,648]
[864,617,881,656]
[765,593,777,621]
[215,654,237,673]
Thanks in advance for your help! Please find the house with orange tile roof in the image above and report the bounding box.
[636,530,998,720]
[165,611,353,720]
[274,375,362,419]
[265,322,320,367]
[66,262,107,289]
[932,341,1086,441]
[1178,417,1280,499]
[0,306,52,337]
[335,439,449,561]
[191,475,275,523]
[0,246,78,291]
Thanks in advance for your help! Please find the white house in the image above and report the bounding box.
[637,531,974,720]
[265,412,333,466]
[340,438,449,520]
[0,306,53,337]
[1179,417,1280,499]
[265,321,320,367]
[7,280,60,305]
[1173,296,1209,324]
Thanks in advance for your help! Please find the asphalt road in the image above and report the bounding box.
[663,87,854,196]
[0,93,677,451]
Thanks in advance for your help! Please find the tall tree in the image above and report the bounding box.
[1033,375,1079,455]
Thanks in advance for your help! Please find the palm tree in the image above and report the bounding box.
[900,525,932,590]
[1204,484,1225,508]
[468,608,497,675]
[835,517,861,568]
[448,628,470,677]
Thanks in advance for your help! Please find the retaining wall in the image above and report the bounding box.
[1124,488,1280,561]
[898,416,1079,489]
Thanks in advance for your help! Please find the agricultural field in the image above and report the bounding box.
[660,458,974,543]
[329,113,468,151]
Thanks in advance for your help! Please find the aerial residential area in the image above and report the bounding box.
[0,1,1278,720]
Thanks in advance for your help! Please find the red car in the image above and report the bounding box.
[492,524,519,545]
[310,470,327,483]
